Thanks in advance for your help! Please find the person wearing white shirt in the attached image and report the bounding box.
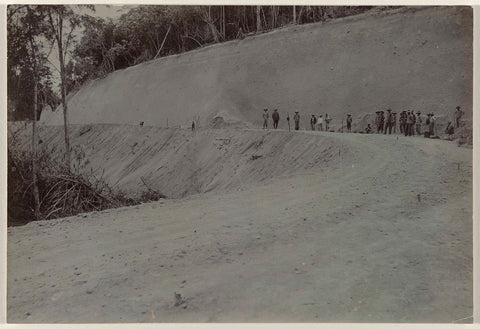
[317,115,324,131]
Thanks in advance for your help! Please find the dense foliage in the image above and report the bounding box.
[8,5,385,120]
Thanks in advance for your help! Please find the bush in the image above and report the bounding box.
[8,137,164,226]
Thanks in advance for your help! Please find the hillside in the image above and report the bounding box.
[39,6,472,130]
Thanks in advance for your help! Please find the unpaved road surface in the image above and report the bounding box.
[7,131,472,323]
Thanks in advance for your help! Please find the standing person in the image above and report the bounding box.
[379,111,385,134]
[262,109,269,129]
[272,109,280,129]
[384,108,393,134]
[392,112,397,134]
[346,114,352,132]
[405,111,412,136]
[425,113,431,137]
[325,114,331,131]
[317,114,324,131]
[310,115,317,130]
[375,111,381,133]
[287,114,291,131]
[399,111,405,134]
[415,111,422,135]
[429,113,436,137]
[455,106,464,128]
[294,111,300,130]
[191,121,195,131]
[411,111,416,136]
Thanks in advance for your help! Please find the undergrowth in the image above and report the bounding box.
[8,128,165,226]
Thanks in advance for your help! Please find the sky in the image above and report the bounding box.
[45,5,138,95]
[85,4,136,20]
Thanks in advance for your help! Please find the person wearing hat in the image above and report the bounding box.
[384,108,393,135]
[294,111,300,130]
[379,111,385,134]
[272,109,280,129]
[317,114,324,131]
[415,111,423,135]
[262,109,269,129]
[405,111,413,136]
[392,112,397,134]
[346,114,352,132]
[325,113,331,131]
[455,106,464,128]
[310,114,317,131]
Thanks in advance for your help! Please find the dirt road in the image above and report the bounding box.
[7,130,472,323]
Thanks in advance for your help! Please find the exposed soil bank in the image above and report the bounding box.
[11,124,354,199]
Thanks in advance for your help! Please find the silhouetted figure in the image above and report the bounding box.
[272,109,280,129]
[455,106,464,128]
[384,109,393,134]
[346,114,352,132]
[325,114,331,131]
[294,111,300,130]
[310,115,317,130]
[415,111,422,135]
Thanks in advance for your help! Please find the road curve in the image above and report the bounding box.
[7,130,472,323]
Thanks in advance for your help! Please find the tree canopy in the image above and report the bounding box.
[8,5,383,121]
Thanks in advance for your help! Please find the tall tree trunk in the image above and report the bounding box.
[256,6,261,32]
[32,81,40,219]
[50,9,71,170]
[297,6,305,24]
[204,6,221,42]
[26,5,40,220]
[222,6,226,40]
[58,40,71,170]
[154,23,172,59]
[271,6,277,29]
[293,6,296,24]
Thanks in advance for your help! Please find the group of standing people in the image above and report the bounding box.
[372,105,463,137]
[262,108,280,129]
[374,109,436,137]
[261,106,464,138]
[308,113,332,131]
[262,109,331,131]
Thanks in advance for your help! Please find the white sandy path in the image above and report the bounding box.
[7,131,472,323]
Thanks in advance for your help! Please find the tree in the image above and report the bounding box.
[7,5,48,218]
[39,5,94,169]
[256,6,261,31]
[7,6,56,121]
